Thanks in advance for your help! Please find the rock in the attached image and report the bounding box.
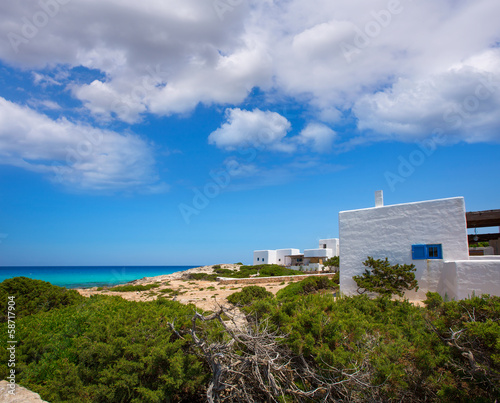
[0,381,48,402]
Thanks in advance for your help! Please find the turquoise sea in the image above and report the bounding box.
[0,266,199,289]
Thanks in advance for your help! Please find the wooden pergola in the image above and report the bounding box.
[466,209,500,244]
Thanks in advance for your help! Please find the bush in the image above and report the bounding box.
[353,256,418,297]
[243,292,500,400]
[187,273,219,281]
[110,283,160,292]
[276,276,336,300]
[0,294,210,402]
[0,277,84,322]
[323,256,339,271]
[230,264,301,278]
[227,286,273,306]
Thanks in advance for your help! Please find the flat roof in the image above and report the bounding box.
[339,196,464,215]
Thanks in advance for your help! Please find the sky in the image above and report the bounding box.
[0,0,499,266]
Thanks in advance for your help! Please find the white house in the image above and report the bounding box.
[339,192,500,300]
[276,249,300,266]
[253,240,339,271]
[253,250,277,265]
[253,249,300,266]
[288,239,339,271]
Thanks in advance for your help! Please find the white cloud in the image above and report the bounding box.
[353,49,500,143]
[208,108,293,151]
[32,72,62,87]
[0,0,499,145]
[0,97,166,192]
[295,123,337,152]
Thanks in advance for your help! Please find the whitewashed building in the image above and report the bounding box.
[253,239,339,271]
[339,192,500,300]
[253,249,300,266]
[253,250,277,265]
[284,239,339,271]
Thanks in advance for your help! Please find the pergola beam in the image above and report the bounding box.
[466,210,500,228]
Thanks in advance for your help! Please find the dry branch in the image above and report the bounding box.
[168,305,382,402]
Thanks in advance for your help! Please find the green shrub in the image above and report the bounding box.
[188,273,219,281]
[0,277,84,322]
[323,256,339,271]
[276,276,336,300]
[110,283,160,292]
[353,256,418,297]
[227,286,273,306]
[0,295,210,402]
[222,264,302,279]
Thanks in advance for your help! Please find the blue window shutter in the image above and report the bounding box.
[412,244,426,260]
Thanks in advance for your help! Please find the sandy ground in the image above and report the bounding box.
[75,264,299,312]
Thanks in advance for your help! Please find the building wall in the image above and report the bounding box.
[319,238,339,255]
[440,260,500,300]
[276,248,300,266]
[304,248,333,258]
[339,197,469,299]
[253,250,277,265]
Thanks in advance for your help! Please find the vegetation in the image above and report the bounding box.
[0,277,84,322]
[227,286,273,306]
[109,283,160,292]
[187,264,304,282]
[276,275,337,300]
[215,264,302,278]
[0,278,208,402]
[2,275,500,402]
[187,273,219,281]
[353,256,418,297]
[470,241,490,248]
[323,256,340,271]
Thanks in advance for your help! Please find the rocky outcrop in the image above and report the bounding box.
[0,381,48,402]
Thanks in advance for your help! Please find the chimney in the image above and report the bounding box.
[375,190,384,207]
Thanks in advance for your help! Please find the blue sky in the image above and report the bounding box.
[0,0,499,266]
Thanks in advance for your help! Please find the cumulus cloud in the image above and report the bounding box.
[209,110,339,153]
[295,123,337,152]
[0,0,499,146]
[353,49,500,143]
[208,108,293,151]
[0,0,270,121]
[0,97,166,192]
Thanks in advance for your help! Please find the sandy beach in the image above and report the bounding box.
[75,264,305,311]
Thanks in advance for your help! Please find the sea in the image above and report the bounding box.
[0,266,199,289]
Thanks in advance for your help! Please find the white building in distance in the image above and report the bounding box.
[339,192,500,300]
[253,239,339,271]
[253,249,300,266]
